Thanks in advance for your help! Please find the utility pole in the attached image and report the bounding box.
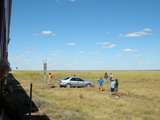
[43,60,47,87]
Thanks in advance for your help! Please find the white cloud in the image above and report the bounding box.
[34,30,56,37]
[41,30,56,36]
[126,31,148,37]
[143,28,152,32]
[123,48,136,52]
[103,43,116,48]
[67,42,76,46]
[97,42,116,48]
[125,28,152,37]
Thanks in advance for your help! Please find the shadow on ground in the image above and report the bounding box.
[0,73,50,120]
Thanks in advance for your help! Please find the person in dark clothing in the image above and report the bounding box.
[104,72,108,80]
[115,79,119,92]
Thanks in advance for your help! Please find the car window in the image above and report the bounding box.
[64,77,69,80]
[70,78,84,81]
[71,78,77,81]
[76,78,84,81]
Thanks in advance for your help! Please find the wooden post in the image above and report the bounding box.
[29,83,32,120]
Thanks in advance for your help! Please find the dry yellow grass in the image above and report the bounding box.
[12,70,160,120]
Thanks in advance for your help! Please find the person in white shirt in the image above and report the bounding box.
[110,79,116,93]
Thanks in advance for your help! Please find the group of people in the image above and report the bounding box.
[47,72,119,95]
[98,72,119,95]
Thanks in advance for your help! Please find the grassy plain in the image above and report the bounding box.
[12,70,160,120]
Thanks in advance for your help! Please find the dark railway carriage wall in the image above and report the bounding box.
[0,1,50,119]
[0,0,11,80]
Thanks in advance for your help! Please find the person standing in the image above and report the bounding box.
[98,78,105,91]
[109,73,113,81]
[104,72,108,80]
[48,73,55,87]
[110,79,116,94]
[115,79,119,92]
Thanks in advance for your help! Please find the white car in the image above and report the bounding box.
[59,77,94,88]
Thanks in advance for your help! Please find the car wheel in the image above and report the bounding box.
[86,84,91,88]
[66,84,71,88]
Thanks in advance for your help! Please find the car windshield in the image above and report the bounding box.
[64,77,70,80]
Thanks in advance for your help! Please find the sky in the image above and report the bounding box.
[9,0,160,70]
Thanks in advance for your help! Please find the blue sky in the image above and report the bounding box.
[9,0,160,70]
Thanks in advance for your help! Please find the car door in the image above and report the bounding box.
[77,78,85,87]
[70,78,78,87]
